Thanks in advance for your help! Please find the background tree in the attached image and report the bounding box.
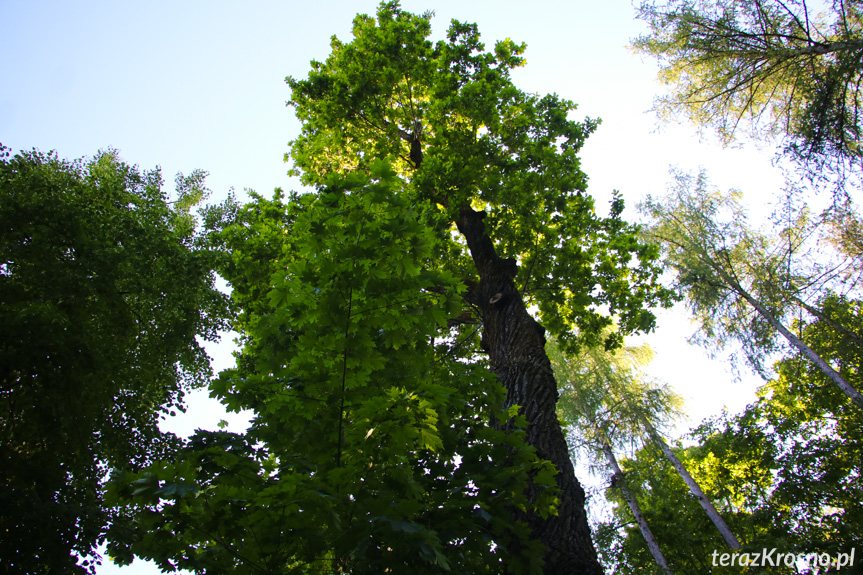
[592,430,769,575]
[754,301,863,562]
[596,354,863,572]
[548,335,740,571]
[633,0,863,178]
[547,336,677,574]
[0,144,230,573]
[640,169,863,409]
[640,409,742,550]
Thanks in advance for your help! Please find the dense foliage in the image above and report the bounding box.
[21,1,863,573]
[108,165,560,573]
[0,145,229,573]
[286,2,671,354]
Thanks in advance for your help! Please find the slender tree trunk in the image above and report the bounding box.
[600,440,673,575]
[710,260,863,409]
[642,421,741,549]
[733,284,863,409]
[791,295,863,349]
[455,205,604,575]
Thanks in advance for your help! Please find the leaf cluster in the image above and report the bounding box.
[287,1,675,353]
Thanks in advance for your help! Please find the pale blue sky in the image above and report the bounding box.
[1,1,784,572]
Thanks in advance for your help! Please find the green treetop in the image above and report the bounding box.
[287,2,672,354]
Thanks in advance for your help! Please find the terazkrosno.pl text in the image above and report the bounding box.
[711,548,855,570]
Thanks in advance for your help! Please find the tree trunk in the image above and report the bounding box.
[791,295,863,350]
[643,421,741,549]
[600,440,674,575]
[734,285,863,410]
[455,205,604,575]
[710,261,863,409]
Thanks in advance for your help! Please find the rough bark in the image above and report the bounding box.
[601,440,673,575]
[455,205,604,575]
[643,422,741,549]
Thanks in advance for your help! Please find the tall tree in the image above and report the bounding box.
[0,145,229,574]
[593,430,770,575]
[550,335,742,551]
[640,169,863,409]
[108,4,675,573]
[633,0,863,174]
[282,4,674,572]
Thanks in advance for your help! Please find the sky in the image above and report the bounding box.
[0,1,791,572]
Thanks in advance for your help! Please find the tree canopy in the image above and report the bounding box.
[7,2,863,573]
[640,170,863,408]
[548,335,681,575]
[286,2,672,354]
[633,0,863,175]
[0,144,230,573]
[7,1,863,573]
